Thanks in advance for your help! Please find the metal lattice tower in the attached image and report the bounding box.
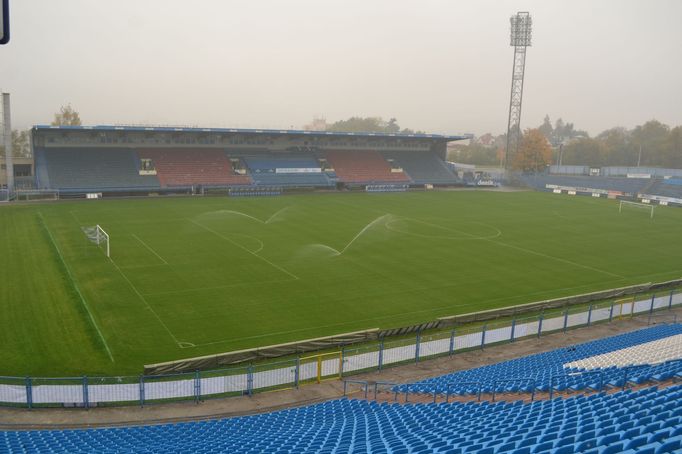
[504,12,532,170]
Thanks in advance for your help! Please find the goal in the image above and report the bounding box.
[14,189,60,201]
[619,200,654,219]
[83,225,110,257]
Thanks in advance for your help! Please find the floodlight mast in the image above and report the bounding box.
[504,12,532,170]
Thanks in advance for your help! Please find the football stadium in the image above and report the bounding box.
[2,2,682,454]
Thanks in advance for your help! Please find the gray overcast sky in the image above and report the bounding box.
[1,0,681,136]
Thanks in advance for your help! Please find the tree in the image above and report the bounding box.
[538,115,553,141]
[12,130,30,157]
[561,138,608,166]
[0,130,30,158]
[512,129,553,172]
[51,104,82,126]
[325,116,421,134]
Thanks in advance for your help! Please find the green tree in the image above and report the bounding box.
[0,130,30,158]
[538,115,553,141]
[512,129,553,172]
[326,116,420,134]
[630,120,669,166]
[561,138,608,166]
[665,126,682,168]
[51,104,82,126]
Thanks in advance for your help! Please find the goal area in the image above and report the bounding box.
[619,200,654,219]
[82,225,110,257]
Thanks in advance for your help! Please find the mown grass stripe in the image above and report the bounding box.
[37,211,115,363]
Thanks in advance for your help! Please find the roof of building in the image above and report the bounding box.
[32,125,469,142]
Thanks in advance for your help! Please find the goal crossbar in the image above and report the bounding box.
[83,225,110,257]
[619,200,654,219]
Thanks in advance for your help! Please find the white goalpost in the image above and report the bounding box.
[83,225,110,257]
[619,200,654,219]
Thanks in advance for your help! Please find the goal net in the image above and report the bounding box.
[15,189,60,201]
[619,200,654,219]
[82,225,110,257]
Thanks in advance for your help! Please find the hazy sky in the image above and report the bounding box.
[1,0,681,136]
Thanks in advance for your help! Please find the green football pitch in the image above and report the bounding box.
[1,190,681,376]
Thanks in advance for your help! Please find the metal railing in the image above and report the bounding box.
[1,290,680,409]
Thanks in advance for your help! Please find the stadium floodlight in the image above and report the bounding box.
[0,0,9,45]
[505,11,532,170]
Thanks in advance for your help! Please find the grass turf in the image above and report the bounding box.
[1,190,681,376]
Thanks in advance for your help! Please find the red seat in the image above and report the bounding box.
[324,150,410,183]
[137,149,251,187]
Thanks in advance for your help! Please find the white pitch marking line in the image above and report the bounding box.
[188,218,300,280]
[108,256,182,346]
[132,233,168,265]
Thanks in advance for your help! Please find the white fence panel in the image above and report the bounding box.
[455,332,483,350]
[382,344,416,365]
[633,298,651,314]
[322,358,340,378]
[591,307,611,323]
[253,367,295,390]
[653,295,669,310]
[542,316,564,333]
[32,384,84,405]
[0,384,26,404]
[343,351,379,373]
[89,383,139,404]
[567,312,589,328]
[419,338,451,358]
[299,362,318,381]
[144,378,194,400]
[514,321,539,339]
[673,293,682,306]
[200,374,247,395]
[485,327,512,344]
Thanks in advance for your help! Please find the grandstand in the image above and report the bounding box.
[3,325,681,453]
[26,126,465,194]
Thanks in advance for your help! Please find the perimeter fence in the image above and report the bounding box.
[1,290,680,409]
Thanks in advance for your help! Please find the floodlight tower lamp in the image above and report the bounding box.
[505,12,532,170]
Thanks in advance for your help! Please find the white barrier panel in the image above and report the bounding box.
[514,321,539,339]
[0,384,27,404]
[674,293,682,306]
[89,383,139,404]
[455,332,483,350]
[299,362,318,381]
[419,338,451,358]
[567,312,589,328]
[144,378,194,400]
[542,316,564,333]
[200,374,247,395]
[343,351,379,373]
[653,296,669,310]
[32,384,84,405]
[634,298,652,314]
[620,302,633,316]
[253,367,295,389]
[591,307,611,323]
[322,358,340,378]
[382,344,416,365]
[485,327,512,344]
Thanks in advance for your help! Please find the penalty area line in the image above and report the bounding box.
[132,233,169,265]
[37,211,115,363]
[188,218,300,280]
[108,255,183,347]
